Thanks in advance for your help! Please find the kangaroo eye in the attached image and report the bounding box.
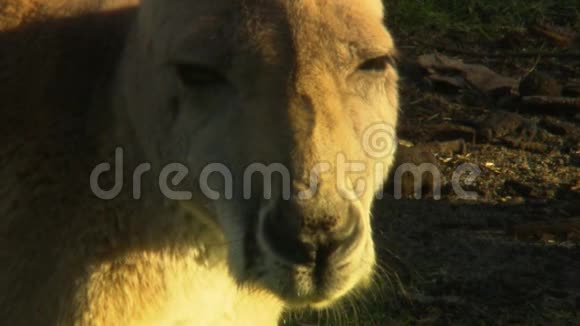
[175,63,227,87]
[358,55,395,73]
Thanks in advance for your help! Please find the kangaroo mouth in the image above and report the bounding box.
[258,238,373,309]
[223,199,375,309]
[254,222,373,308]
[232,222,355,308]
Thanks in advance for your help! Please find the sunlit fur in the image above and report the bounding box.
[0,0,399,324]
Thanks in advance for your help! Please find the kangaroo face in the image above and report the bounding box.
[124,0,398,309]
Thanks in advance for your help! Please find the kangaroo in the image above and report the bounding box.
[0,0,399,324]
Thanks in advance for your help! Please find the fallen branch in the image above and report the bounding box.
[417,53,517,96]
[520,96,580,113]
[417,41,580,59]
[414,139,468,156]
[512,218,580,240]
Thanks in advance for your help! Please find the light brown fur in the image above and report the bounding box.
[0,0,399,324]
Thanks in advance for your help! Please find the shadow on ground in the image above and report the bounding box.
[286,198,580,325]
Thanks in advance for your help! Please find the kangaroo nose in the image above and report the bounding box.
[260,200,361,266]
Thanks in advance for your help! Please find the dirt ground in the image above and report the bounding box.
[287,16,580,326]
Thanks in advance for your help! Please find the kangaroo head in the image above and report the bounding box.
[119,0,398,309]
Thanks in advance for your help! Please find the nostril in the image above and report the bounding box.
[262,211,316,265]
[329,216,361,261]
[260,202,363,266]
[332,209,359,242]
